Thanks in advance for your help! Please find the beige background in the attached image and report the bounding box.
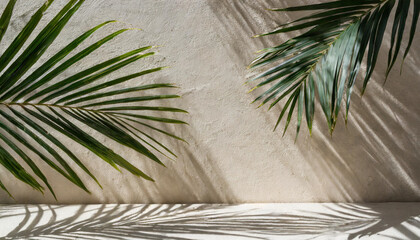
[0,0,419,203]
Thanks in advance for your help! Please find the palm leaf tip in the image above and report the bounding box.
[0,0,186,198]
[250,0,418,137]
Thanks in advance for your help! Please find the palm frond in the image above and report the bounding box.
[0,0,187,199]
[250,0,419,137]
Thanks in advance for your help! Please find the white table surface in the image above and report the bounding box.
[1,203,419,239]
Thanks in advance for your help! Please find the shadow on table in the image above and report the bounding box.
[1,203,419,239]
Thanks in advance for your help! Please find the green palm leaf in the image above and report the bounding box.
[250,0,419,137]
[0,0,187,199]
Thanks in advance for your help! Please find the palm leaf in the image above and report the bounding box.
[250,0,419,137]
[0,0,187,199]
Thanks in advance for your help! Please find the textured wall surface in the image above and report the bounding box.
[0,0,419,203]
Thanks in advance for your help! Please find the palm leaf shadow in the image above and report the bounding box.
[1,203,419,239]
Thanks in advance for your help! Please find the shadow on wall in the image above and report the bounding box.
[82,120,237,204]
[0,77,236,204]
[206,0,285,67]
[96,91,237,203]
[298,62,420,202]
[135,119,238,204]
[207,0,420,202]
[0,203,419,239]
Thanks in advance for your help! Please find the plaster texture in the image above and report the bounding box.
[0,0,419,203]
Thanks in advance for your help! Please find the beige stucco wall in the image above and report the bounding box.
[0,0,419,204]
